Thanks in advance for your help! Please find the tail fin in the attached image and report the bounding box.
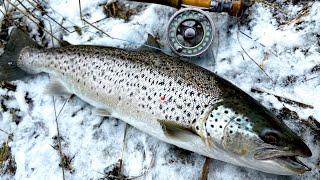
[0,28,40,81]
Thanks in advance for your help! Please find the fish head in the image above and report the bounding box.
[204,95,312,175]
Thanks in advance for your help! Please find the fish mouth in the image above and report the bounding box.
[276,156,311,173]
[254,148,311,174]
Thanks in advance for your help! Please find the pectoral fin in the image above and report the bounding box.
[157,119,198,141]
[44,77,72,96]
[93,108,111,117]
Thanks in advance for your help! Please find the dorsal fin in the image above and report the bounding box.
[137,34,161,52]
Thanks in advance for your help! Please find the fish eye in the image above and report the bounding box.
[261,130,280,145]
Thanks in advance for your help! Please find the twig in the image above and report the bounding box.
[254,0,288,15]
[5,0,63,43]
[95,139,158,179]
[238,30,279,57]
[27,0,68,33]
[52,96,70,180]
[251,88,314,109]
[201,157,211,180]
[0,128,10,135]
[278,4,312,30]
[236,21,275,84]
[0,81,16,91]
[119,123,128,176]
[78,0,111,38]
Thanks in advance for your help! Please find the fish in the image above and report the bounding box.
[0,28,312,175]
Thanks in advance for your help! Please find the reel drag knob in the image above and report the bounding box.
[166,8,214,58]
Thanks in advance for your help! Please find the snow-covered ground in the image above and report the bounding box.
[0,0,319,179]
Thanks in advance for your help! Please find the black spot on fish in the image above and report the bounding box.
[219,125,222,128]
[224,110,228,114]
[192,119,196,124]
[211,125,214,128]
[196,126,199,130]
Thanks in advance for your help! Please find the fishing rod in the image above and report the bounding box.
[128,0,249,57]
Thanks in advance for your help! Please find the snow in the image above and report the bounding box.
[0,0,319,179]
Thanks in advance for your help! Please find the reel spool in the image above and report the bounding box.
[166,8,214,58]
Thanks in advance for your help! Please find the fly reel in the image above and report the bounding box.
[166,8,214,58]
[129,0,248,57]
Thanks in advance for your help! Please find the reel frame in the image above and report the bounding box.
[166,8,215,58]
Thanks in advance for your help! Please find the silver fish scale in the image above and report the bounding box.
[23,46,222,130]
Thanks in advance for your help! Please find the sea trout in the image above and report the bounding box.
[0,29,312,175]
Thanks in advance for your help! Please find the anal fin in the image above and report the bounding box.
[93,108,111,117]
[44,76,72,96]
